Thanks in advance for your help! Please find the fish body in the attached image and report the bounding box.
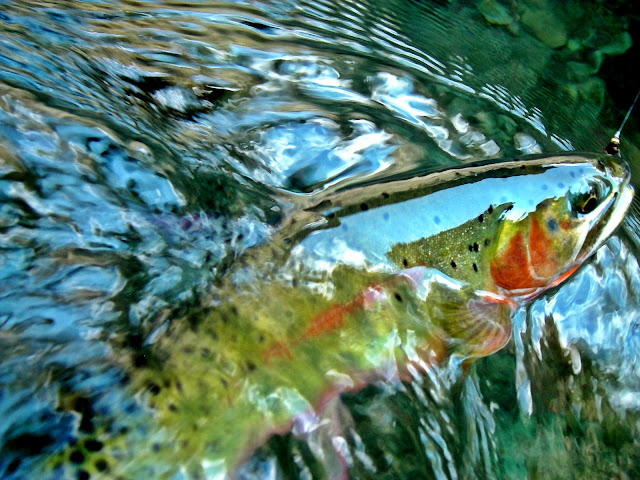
[54,153,632,479]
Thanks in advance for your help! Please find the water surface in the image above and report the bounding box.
[1,1,639,478]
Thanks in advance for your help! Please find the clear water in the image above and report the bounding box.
[0,0,639,478]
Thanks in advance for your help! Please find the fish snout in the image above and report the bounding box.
[598,153,631,186]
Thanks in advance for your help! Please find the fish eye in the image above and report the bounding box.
[576,191,599,215]
[571,181,604,216]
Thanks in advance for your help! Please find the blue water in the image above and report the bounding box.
[0,0,639,478]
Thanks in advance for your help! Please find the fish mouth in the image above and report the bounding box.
[596,183,634,243]
[596,155,634,245]
[581,177,634,262]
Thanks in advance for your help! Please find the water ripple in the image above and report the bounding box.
[0,0,638,478]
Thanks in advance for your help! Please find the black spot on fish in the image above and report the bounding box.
[360,203,369,211]
[201,348,211,358]
[450,260,457,269]
[77,470,90,480]
[382,192,390,199]
[247,361,257,372]
[176,380,183,392]
[487,205,493,214]
[468,245,473,252]
[520,165,527,170]
[473,242,479,252]
[472,263,478,272]
[394,292,403,302]
[84,440,103,452]
[402,258,409,267]
[258,334,265,344]
[231,306,238,316]
[484,239,490,246]
[95,459,109,472]
[478,214,484,223]
[133,352,149,367]
[168,403,178,412]
[547,218,559,232]
[327,212,335,219]
[148,383,161,395]
[69,450,84,464]
[152,443,161,453]
[291,278,298,288]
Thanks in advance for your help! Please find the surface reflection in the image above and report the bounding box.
[0,0,638,479]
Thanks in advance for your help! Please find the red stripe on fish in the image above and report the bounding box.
[528,217,558,279]
[490,230,547,292]
[303,303,358,338]
[263,285,386,362]
[303,286,386,338]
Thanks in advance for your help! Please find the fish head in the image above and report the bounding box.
[489,153,633,300]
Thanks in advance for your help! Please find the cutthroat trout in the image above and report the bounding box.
[57,152,633,479]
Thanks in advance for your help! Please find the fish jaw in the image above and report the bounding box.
[580,182,634,260]
[562,158,633,287]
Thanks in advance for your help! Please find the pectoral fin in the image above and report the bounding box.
[425,281,515,360]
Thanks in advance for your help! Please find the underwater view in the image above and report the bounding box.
[1,0,640,479]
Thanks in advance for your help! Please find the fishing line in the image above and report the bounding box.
[616,86,640,138]
[605,86,640,155]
